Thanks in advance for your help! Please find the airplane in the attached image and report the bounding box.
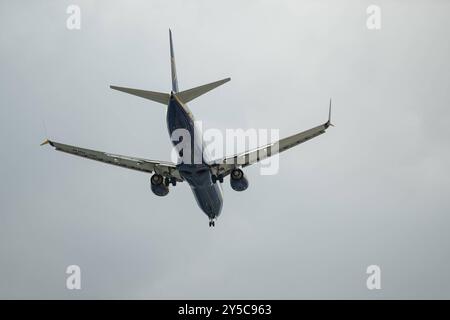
[41,30,333,227]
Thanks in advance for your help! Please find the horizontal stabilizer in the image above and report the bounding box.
[176,78,230,103]
[110,86,170,105]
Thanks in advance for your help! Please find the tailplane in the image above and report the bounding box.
[109,30,230,106]
[169,29,230,102]
[109,86,170,105]
[176,78,230,103]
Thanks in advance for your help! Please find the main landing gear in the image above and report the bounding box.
[212,174,223,184]
[164,177,177,187]
[209,219,215,227]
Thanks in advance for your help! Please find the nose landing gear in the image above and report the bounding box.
[209,219,215,227]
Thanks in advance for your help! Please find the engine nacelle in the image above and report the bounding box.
[230,169,249,191]
[150,174,169,196]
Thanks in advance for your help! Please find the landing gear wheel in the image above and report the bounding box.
[212,175,223,184]
[209,220,215,227]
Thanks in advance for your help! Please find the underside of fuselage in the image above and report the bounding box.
[166,94,223,219]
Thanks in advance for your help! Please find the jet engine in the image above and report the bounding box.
[150,174,169,196]
[229,169,249,191]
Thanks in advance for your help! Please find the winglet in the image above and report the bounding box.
[40,139,53,147]
[325,98,334,128]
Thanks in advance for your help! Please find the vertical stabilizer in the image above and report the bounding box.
[169,29,179,93]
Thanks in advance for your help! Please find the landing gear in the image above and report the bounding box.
[209,220,215,227]
[164,177,177,186]
[212,174,223,184]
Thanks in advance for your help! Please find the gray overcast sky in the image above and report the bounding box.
[1,0,450,299]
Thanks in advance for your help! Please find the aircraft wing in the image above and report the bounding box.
[41,139,183,181]
[211,102,333,177]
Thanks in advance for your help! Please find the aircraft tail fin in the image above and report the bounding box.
[110,30,229,105]
[110,86,170,105]
[169,29,179,93]
[176,78,231,103]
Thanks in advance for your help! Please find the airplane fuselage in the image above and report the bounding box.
[166,93,223,219]
[42,30,332,228]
